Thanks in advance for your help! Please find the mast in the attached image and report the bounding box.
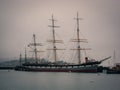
[113,49,116,66]
[25,48,27,63]
[19,53,22,66]
[48,15,59,63]
[71,12,90,64]
[28,34,43,63]
[76,12,81,64]
[48,15,65,63]
[74,12,82,64]
[33,34,38,62]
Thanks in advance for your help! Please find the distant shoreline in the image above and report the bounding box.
[0,67,14,70]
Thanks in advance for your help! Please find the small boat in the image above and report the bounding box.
[106,50,120,74]
[107,70,120,74]
[107,63,120,74]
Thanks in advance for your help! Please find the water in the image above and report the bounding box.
[0,70,120,90]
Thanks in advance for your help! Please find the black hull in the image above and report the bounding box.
[15,66,101,73]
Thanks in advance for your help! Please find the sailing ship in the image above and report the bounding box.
[15,13,111,72]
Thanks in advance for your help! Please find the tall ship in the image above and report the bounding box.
[15,13,111,73]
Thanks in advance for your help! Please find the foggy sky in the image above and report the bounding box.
[0,0,120,65]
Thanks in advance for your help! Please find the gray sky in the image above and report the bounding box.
[0,0,120,65]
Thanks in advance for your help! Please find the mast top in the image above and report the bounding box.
[48,14,60,28]
[52,14,54,20]
[74,12,83,20]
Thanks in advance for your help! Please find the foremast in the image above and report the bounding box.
[28,34,43,63]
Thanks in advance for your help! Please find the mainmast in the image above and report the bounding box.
[28,34,43,63]
[71,12,90,64]
[48,15,65,63]
[72,12,83,64]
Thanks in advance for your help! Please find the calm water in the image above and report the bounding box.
[0,70,120,90]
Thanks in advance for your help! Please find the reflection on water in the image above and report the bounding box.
[0,70,120,90]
